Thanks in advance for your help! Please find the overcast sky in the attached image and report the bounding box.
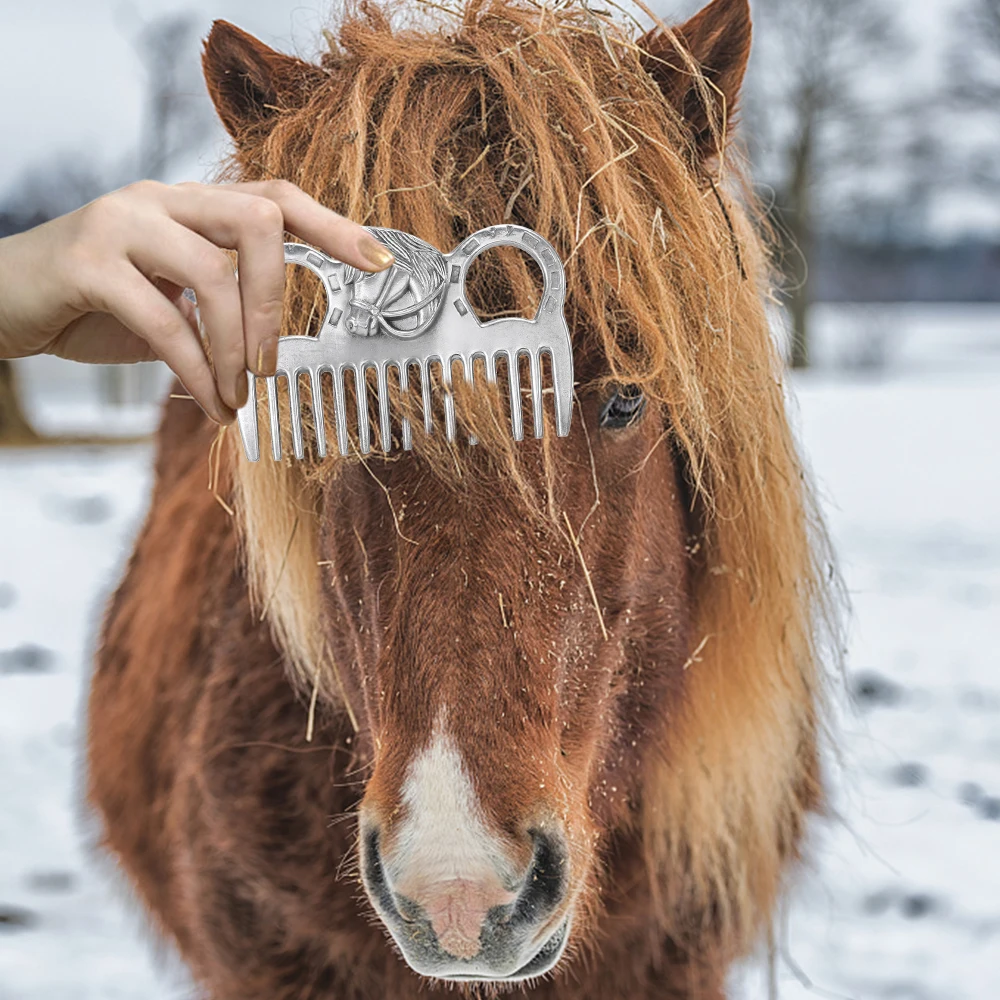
[1,0,990,236]
[0,0,340,194]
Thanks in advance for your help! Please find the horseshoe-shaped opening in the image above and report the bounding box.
[463,244,544,326]
[283,259,328,339]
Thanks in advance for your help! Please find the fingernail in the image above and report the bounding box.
[234,370,249,409]
[255,337,278,377]
[358,233,395,271]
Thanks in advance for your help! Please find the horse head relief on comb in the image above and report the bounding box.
[235,224,575,462]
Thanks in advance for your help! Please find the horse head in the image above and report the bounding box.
[197,0,830,985]
[339,228,449,339]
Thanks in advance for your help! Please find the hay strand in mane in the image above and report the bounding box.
[562,510,608,641]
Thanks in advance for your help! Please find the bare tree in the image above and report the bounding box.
[948,0,1000,192]
[132,12,215,181]
[0,361,41,444]
[742,0,902,368]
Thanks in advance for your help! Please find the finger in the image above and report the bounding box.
[49,312,160,364]
[174,293,199,331]
[94,264,234,424]
[160,182,395,379]
[227,180,396,273]
[161,185,286,378]
[126,219,248,412]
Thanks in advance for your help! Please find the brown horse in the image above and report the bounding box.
[87,0,839,996]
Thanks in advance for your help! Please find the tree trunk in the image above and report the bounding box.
[786,223,811,370]
[0,359,41,444]
[783,120,814,370]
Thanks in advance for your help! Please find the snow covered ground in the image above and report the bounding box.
[1,305,998,999]
[735,365,1000,999]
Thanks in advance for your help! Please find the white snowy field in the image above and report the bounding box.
[1,305,999,999]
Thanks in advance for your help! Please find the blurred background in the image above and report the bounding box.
[0,0,997,997]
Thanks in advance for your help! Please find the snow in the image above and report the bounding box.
[733,365,1000,999]
[2,306,999,998]
[15,355,173,438]
[0,444,191,998]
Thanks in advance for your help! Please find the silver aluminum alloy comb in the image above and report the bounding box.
[236,224,574,462]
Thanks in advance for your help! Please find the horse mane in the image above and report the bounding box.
[218,0,842,961]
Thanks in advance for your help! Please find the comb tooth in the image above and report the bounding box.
[442,358,457,443]
[463,355,478,446]
[528,349,544,438]
[266,375,282,461]
[549,343,573,437]
[286,370,305,459]
[506,350,524,442]
[354,364,372,455]
[398,362,413,451]
[376,362,392,452]
[332,367,350,457]
[420,359,433,435]
[484,351,498,385]
[310,368,327,459]
[237,373,260,461]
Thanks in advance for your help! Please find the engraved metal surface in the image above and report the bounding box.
[236,224,574,462]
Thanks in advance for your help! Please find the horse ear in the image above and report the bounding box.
[202,21,322,139]
[639,0,752,163]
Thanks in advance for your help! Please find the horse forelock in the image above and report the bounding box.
[223,0,842,960]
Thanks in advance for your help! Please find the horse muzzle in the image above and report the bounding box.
[360,825,572,982]
[344,300,380,337]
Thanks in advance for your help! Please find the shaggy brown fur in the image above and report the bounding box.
[88,0,841,996]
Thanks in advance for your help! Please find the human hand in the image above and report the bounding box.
[0,180,395,424]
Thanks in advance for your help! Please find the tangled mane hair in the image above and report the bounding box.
[208,0,842,960]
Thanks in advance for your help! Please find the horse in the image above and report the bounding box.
[87,0,839,996]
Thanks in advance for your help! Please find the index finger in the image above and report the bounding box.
[226,180,395,272]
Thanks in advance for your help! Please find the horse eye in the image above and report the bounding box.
[598,385,646,430]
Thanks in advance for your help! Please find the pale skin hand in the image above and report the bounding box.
[0,179,395,424]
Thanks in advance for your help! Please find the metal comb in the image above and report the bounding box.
[235,224,574,462]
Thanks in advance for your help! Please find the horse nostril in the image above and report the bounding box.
[511,830,568,925]
[362,827,402,920]
[363,830,420,925]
